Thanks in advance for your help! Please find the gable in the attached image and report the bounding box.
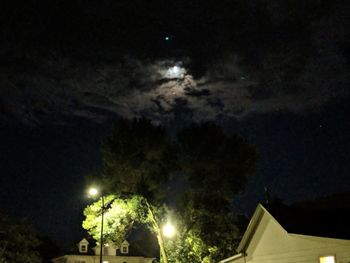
[78,238,90,253]
[234,203,350,263]
[121,240,130,246]
[237,204,288,253]
[79,238,89,244]
[243,206,290,259]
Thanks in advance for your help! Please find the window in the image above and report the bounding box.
[80,245,87,252]
[320,255,336,263]
[121,245,128,254]
[103,247,109,255]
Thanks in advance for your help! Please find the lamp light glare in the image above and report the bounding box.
[162,222,175,238]
[88,188,98,196]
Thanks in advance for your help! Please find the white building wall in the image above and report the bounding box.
[94,245,118,256]
[53,255,155,263]
[243,211,350,263]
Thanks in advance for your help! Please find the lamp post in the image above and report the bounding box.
[88,188,104,263]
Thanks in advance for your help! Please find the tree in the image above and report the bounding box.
[97,118,177,200]
[83,118,257,263]
[174,123,257,262]
[0,212,41,263]
[85,118,176,263]
[37,235,62,263]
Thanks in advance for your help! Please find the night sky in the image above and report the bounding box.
[0,0,349,246]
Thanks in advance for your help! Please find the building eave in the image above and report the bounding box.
[237,204,265,252]
[218,253,244,263]
[237,203,287,253]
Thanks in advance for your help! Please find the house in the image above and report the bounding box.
[219,202,350,263]
[52,238,156,263]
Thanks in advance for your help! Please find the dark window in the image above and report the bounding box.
[121,246,128,254]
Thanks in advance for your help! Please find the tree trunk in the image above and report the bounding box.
[145,201,168,263]
[156,230,168,263]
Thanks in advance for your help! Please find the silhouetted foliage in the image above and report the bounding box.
[37,236,62,263]
[0,212,41,263]
[98,118,177,201]
[84,118,257,263]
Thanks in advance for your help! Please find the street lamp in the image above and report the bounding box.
[88,188,98,196]
[88,187,104,263]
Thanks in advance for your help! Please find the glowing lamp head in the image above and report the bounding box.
[162,222,175,238]
[88,187,98,197]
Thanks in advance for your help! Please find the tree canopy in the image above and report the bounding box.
[98,118,177,201]
[0,212,41,263]
[83,118,257,263]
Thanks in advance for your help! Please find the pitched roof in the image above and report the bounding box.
[79,238,89,244]
[236,204,267,253]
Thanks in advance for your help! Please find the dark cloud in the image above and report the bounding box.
[247,85,274,101]
[184,87,211,97]
[1,48,348,125]
[0,0,349,125]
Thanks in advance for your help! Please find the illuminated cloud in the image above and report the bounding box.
[164,66,186,79]
[0,0,348,126]
[0,48,348,126]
